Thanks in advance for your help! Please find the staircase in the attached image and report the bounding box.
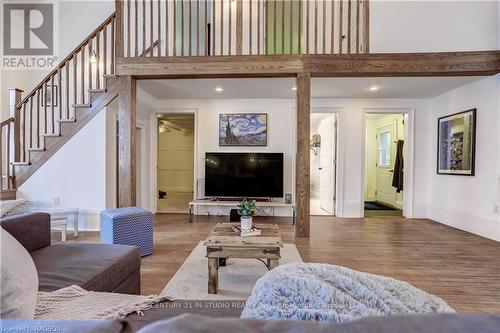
[0,14,119,200]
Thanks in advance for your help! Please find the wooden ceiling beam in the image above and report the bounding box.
[303,51,500,77]
[116,55,304,77]
[116,51,500,78]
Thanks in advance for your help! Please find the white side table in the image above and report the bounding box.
[38,208,79,242]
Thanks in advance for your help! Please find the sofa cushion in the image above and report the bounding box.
[0,228,38,319]
[0,212,51,252]
[31,243,140,292]
[135,313,500,333]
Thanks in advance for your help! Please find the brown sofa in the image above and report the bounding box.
[0,212,141,294]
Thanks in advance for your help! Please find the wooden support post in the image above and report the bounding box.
[295,73,310,237]
[118,76,136,207]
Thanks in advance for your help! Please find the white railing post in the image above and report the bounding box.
[9,88,23,118]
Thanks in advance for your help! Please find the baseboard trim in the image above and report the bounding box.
[341,200,363,218]
[412,201,428,218]
[427,204,500,242]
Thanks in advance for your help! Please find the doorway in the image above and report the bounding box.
[310,113,337,216]
[157,114,195,213]
[364,113,406,217]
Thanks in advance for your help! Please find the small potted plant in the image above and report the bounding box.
[238,199,256,231]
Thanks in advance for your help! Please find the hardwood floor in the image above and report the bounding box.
[57,214,500,314]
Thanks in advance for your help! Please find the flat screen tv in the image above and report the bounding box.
[205,152,284,198]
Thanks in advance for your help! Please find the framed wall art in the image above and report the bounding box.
[437,108,476,176]
[219,113,268,146]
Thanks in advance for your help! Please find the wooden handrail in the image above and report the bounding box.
[16,13,116,109]
[0,117,14,127]
[140,39,160,58]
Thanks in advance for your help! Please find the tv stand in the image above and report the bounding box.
[188,199,295,225]
[212,197,271,203]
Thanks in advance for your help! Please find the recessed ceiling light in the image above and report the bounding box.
[215,87,223,92]
[369,85,380,91]
[292,86,297,91]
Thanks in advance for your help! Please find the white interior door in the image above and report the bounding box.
[319,115,336,214]
[376,122,397,207]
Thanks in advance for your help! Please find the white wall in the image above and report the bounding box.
[426,74,500,241]
[371,0,499,53]
[17,108,112,230]
[14,75,500,241]
[312,99,430,217]
[141,96,431,219]
[149,99,297,217]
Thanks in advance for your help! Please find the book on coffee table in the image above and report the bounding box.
[232,225,262,237]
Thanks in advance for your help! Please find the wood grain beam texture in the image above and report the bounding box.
[118,75,137,207]
[295,72,311,237]
[116,51,500,77]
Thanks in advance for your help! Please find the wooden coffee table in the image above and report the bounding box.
[204,223,283,294]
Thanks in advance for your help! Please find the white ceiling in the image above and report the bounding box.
[138,76,486,100]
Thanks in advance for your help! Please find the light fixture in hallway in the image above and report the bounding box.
[215,87,223,92]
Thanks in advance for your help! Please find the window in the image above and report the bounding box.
[378,131,391,167]
[266,0,301,54]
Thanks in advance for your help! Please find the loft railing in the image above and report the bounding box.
[116,0,369,58]
[1,14,116,193]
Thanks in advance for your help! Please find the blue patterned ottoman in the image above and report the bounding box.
[100,207,153,257]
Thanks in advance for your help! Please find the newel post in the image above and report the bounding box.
[9,88,23,164]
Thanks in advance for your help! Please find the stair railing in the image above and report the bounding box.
[1,117,15,191]
[3,13,116,185]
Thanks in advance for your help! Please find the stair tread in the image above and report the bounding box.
[72,103,92,108]
[89,88,107,93]
[41,133,61,137]
[11,162,31,166]
[27,147,45,151]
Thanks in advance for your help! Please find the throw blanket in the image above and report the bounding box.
[241,263,455,323]
[35,285,172,320]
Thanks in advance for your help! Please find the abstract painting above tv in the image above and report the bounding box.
[219,113,267,146]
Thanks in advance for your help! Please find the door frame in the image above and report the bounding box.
[361,108,415,218]
[136,121,147,209]
[311,107,342,217]
[109,114,147,209]
[149,108,199,213]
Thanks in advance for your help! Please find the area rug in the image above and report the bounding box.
[364,201,397,211]
[161,241,303,300]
